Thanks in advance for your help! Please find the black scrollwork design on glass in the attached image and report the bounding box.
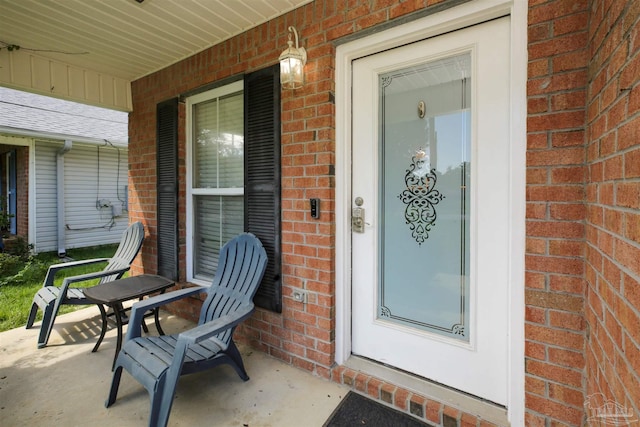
[452,324,465,336]
[397,155,445,245]
[380,306,391,317]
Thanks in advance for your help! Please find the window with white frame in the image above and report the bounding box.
[187,80,244,282]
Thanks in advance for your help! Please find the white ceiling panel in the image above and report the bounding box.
[0,0,313,81]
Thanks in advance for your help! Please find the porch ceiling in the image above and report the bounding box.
[0,0,311,110]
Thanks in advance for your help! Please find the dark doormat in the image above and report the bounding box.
[323,391,431,427]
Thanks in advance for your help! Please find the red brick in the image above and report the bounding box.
[529,96,549,113]
[604,208,624,236]
[549,274,585,295]
[548,383,585,407]
[619,116,640,150]
[599,132,617,158]
[551,166,585,183]
[525,411,547,427]
[629,84,640,116]
[394,388,409,410]
[528,254,584,275]
[528,168,549,184]
[599,182,615,205]
[620,50,640,90]
[443,405,460,423]
[529,58,551,78]
[527,221,584,238]
[548,347,585,368]
[529,22,551,42]
[526,271,547,289]
[551,91,586,111]
[553,11,589,35]
[528,185,584,202]
[526,340,547,360]
[526,324,584,350]
[460,413,478,427]
[526,375,547,395]
[624,149,640,178]
[425,399,442,424]
[603,155,623,180]
[526,393,584,424]
[625,212,640,243]
[527,202,548,219]
[528,0,588,25]
[552,130,585,147]
[528,32,588,60]
[527,71,588,96]
[616,182,640,209]
[550,203,586,220]
[553,49,589,72]
[527,147,585,166]
[615,239,640,277]
[527,360,584,388]
[549,239,584,257]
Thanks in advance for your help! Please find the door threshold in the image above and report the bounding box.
[344,355,508,426]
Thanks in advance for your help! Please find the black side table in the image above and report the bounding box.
[84,274,175,367]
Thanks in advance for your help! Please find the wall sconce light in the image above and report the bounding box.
[279,26,307,90]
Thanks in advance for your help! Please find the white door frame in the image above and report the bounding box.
[334,0,527,424]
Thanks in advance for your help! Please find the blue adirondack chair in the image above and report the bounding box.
[26,221,145,348]
[106,233,268,427]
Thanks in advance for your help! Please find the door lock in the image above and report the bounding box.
[352,197,365,233]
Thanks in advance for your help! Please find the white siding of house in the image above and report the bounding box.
[34,141,58,252]
[35,140,129,253]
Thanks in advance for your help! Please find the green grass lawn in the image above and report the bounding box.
[0,244,120,332]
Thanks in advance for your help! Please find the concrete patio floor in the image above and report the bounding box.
[0,306,348,426]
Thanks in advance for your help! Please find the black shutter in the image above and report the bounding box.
[245,64,282,312]
[156,98,179,280]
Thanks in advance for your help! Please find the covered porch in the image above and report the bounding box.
[0,307,347,426]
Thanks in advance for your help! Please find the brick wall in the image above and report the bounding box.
[129,0,457,374]
[16,146,28,237]
[584,0,640,419]
[525,0,589,425]
[127,0,637,424]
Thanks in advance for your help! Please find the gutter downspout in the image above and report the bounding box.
[57,140,72,257]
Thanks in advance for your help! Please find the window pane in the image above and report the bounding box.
[193,195,244,279]
[193,91,244,189]
[378,53,471,342]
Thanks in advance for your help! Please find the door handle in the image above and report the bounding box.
[352,197,365,233]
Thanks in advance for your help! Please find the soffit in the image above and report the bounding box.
[0,0,311,81]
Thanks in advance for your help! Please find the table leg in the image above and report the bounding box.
[154,307,165,335]
[112,302,124,370]
[139,297,149,333]
[92,304,108,353]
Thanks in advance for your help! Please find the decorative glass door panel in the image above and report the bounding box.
[379,55,471,342]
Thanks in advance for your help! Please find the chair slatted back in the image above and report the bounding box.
[99,222,145,285]
[199,233,268,345]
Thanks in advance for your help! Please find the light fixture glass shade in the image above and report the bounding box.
[279,27,306,90]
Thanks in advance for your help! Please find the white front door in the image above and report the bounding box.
[351,17,510,405]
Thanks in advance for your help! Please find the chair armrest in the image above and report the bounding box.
[43,258,110,286]
[157,301,255,424]
[61,266,130,287]
[125,286,207,341]
[179,302,255,347]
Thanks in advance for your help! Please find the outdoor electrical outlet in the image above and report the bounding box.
[292,289,307,303]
